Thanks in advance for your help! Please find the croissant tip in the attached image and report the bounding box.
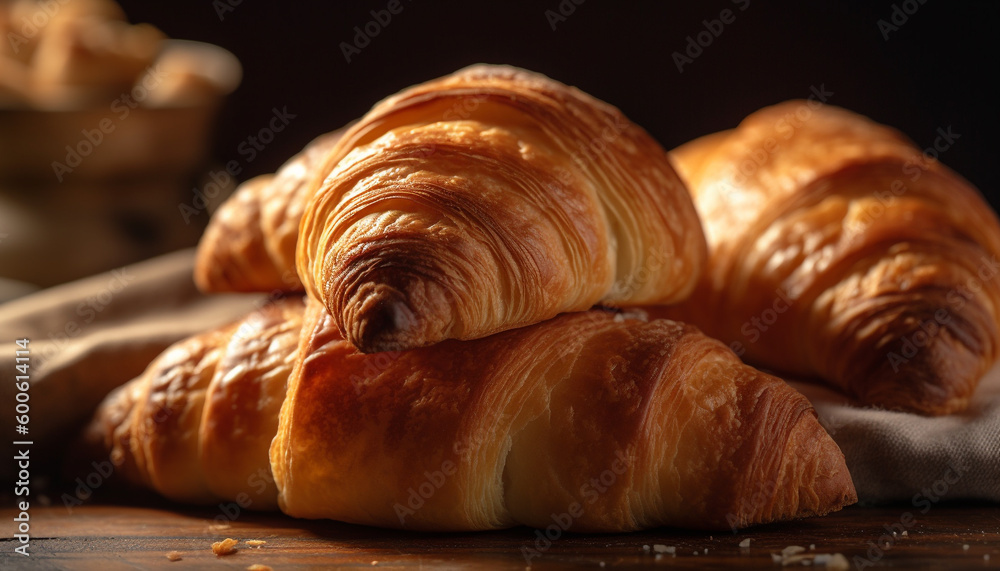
[348,294,424,353]
[849,323,986,415]
[789,413,858,517]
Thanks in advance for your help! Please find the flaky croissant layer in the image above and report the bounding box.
[660,100,1000,415]
[274,303,855,531]
[194,130,345,294]
[80,296,306,509]
[297,64,707,353]
[82,300,854,532]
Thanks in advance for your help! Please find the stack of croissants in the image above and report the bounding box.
[80,65,1000,532]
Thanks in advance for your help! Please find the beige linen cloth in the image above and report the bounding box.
[792,373,1000,504]
[0,249,264,479]
[1,248,998,502]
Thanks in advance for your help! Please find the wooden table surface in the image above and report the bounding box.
[2,502,998,570]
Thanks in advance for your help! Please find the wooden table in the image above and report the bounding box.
[3,502,998,569]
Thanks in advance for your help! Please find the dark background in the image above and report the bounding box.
[117,0,999,207]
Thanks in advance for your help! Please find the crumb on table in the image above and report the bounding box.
[212,538,239,556]
[166,551,182,561]
[246,565,273,571]
[245,539,267,547]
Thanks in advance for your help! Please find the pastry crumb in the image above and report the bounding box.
[653,544,675,554]
[247,565,272,571]
[166,551,182,561]
[809,543,815,550]
[739,538,752,548]
[773,551,849,569]
[245,540,267,548]
[782,545,806,556]
[963,544,970,550]
[901,530,908,536]
[212,538,239,556]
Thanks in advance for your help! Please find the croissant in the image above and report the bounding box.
[82,298,854,531]
[296,64,707,353]
[194,129,344,293]
[274,301,856,531]
[656,100,1000,415]
[80,296,306,509]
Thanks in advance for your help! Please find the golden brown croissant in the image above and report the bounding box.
[81,296,306,509]
[297,64,707,353]
[82,299,854,531]
[194,130,344,293]
[273,301,854,531]
[656,100,1000,415]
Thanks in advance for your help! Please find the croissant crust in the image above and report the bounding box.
[271,302,855,531]
[659,100,1000,415]
[297,65,707,353]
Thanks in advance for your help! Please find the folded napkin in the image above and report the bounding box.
[2,248,997,503]
[0,249,264,478]
[791,373,1000,503]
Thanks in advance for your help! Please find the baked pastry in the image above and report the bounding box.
[1,0,164,108]
[81,296,856,531]
[296,64,707,353]
[194,130,344,293]
[274,301,855,531]
[81,296,305,509]
[656,100,1000,415]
